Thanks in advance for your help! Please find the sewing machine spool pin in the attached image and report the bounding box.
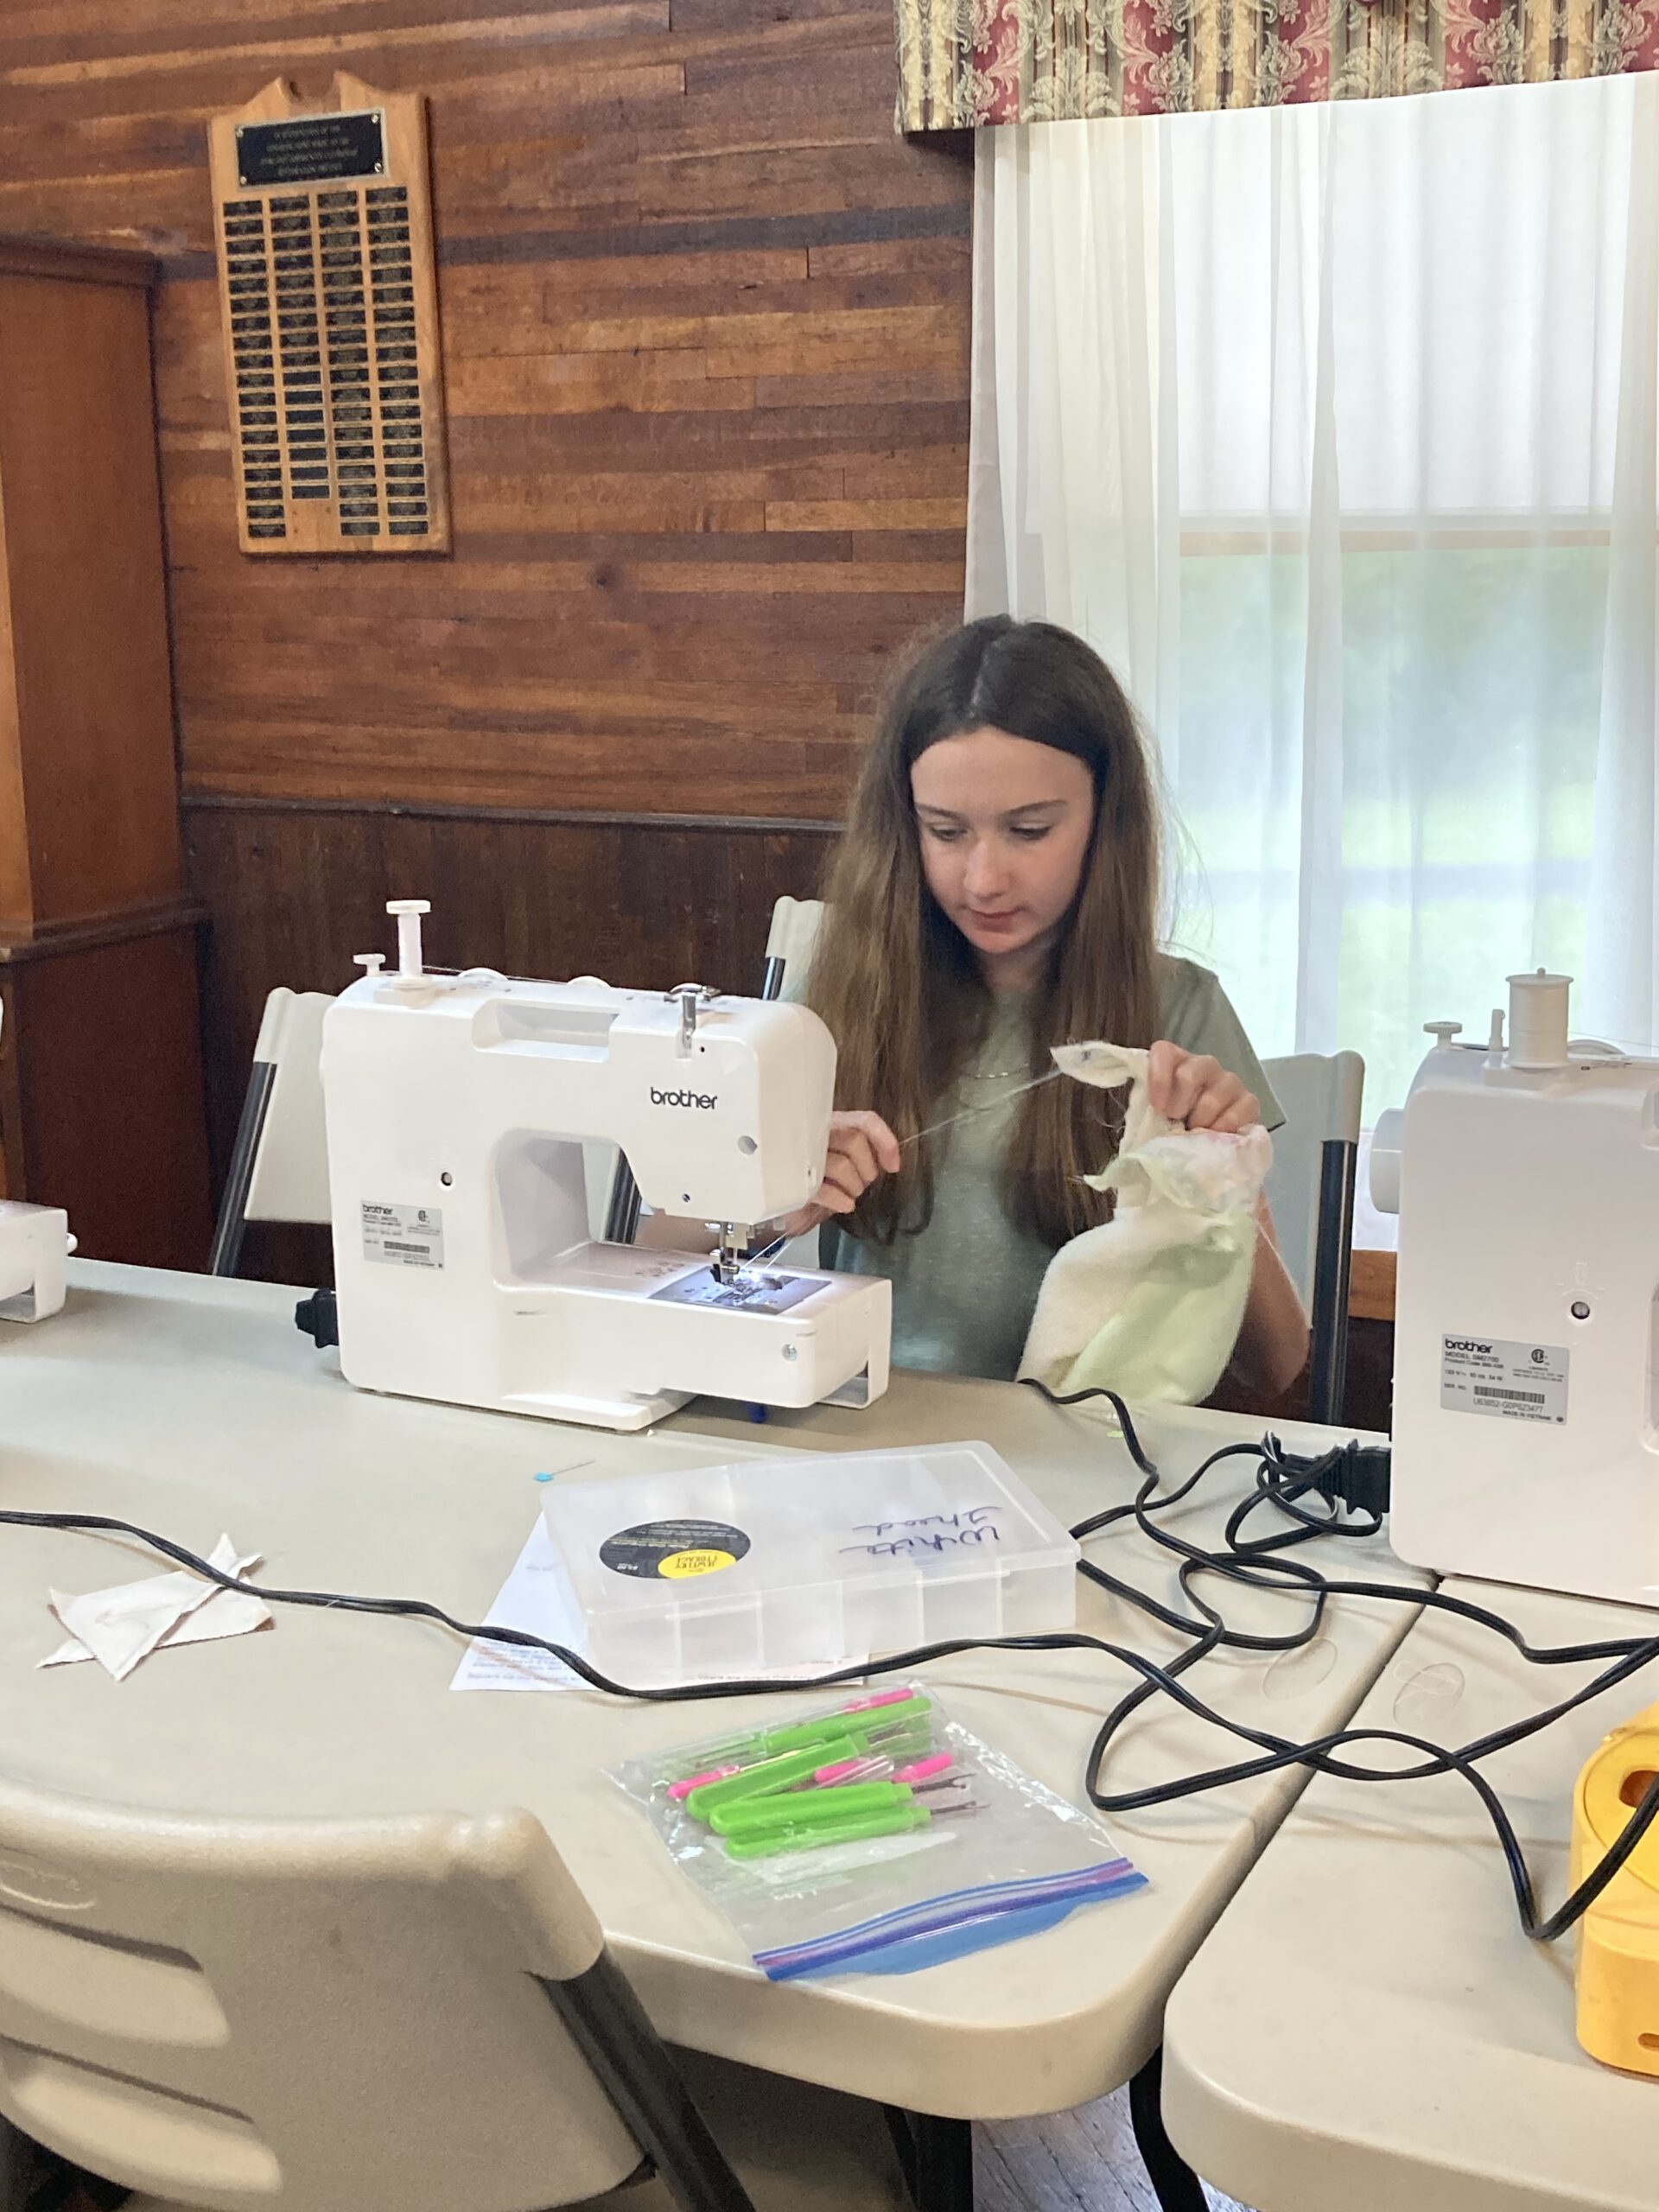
[667,982,719,1055]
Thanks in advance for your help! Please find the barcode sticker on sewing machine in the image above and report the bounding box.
[361,1202,444,1269]
[1440,1335,1567,1424]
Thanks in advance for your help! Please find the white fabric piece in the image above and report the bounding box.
[1019,1044,1273,1404]
[969,78,1659,1111]
[43,1537,270,1681]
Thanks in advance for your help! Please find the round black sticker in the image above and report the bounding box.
[598,1519,752,1581]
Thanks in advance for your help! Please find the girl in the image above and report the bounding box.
[781,615,1309,1401]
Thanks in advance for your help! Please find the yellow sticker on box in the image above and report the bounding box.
[658,1549,737,1580]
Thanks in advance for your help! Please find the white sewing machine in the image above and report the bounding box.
[0,1200,69,1323]
[0,1004,68,1323]
[319,901,891,1432]
[1372,969,1659,1606]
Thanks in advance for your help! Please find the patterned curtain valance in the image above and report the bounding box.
[896,0,1659,124]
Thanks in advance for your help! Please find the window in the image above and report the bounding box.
[969,75,1659,1109]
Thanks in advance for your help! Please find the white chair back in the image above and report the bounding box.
[243,988,334,1227]
[761,898,826,1001]
[0,1783,639,2212]
[755,899,831,1268]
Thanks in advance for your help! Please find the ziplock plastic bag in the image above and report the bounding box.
[608,1684,1145,1981]
[1019,1041,1273,1405]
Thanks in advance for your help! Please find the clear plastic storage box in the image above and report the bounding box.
[541,1441,1080,1681]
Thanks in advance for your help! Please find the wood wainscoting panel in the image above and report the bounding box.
[1,919,214,1272]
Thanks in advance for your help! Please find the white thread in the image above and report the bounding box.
[1507,969,1572,1071]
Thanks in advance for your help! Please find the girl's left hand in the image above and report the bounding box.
[1147,1042,1259,1133]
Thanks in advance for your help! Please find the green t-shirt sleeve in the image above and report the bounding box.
[1157,958,1284,1131]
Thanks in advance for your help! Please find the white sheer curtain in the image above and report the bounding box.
[968,77,1659,1112]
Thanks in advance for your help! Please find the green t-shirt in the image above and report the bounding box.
[793,956,1281,1384]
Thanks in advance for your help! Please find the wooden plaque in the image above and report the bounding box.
[207,74,450,556]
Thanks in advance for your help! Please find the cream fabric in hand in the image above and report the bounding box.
[1018,1043,1273,1405]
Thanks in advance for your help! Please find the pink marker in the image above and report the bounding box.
[838,1689,914,1715]
[893,1754,952,1786]
[667,1764,741,1802]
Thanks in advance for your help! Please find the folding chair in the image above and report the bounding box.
[0,1779,910,2212]
[207,989,333,1277]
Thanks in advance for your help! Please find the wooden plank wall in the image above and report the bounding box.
[0,0,974,1230]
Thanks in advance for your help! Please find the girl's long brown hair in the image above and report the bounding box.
[806,616,1162,1250]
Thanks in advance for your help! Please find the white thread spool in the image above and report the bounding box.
[387,898,430,982]
[1507,969,1572,1071]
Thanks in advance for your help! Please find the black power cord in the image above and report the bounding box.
[4,1382,1656,1946]
[1026,1380,1659,1942]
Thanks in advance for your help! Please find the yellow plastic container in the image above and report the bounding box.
[1572,1699,1659,2076]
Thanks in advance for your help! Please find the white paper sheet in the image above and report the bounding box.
[449,1522,585,1693]
[43,1536,271,1680]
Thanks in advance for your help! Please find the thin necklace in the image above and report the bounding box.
[964,988,1041,1081]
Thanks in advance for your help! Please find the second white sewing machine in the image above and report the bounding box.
[1374,966,1659,1607]
[320,901,891,1431]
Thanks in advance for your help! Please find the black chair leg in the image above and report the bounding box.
[0,2120,120,2212]
[1128,2046,1210,2212]
[1306,1138,1357,1426]
[604,1156,642,1245]
[0,2117,29,2212]
[207,1059,276,1278]
[884,2107,974,2212]
[539,1958,755,2212]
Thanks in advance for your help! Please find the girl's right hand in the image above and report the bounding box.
[782,1110,902,1235]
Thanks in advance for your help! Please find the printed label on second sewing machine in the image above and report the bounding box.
[360,1201,445,1270]
[1440,1335,1567,1424]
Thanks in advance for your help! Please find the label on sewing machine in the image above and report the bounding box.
[360,1201,445,1270]
[1440,1335,1567,1424]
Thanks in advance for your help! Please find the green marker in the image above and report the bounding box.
[722,1802,932,1859]
[760,1694,931,1755]
[710,1782,918,1836]
[695,1693,933,1769]
[684,1739,857,1821]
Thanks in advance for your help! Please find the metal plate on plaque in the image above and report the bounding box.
[236,108,386,188]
